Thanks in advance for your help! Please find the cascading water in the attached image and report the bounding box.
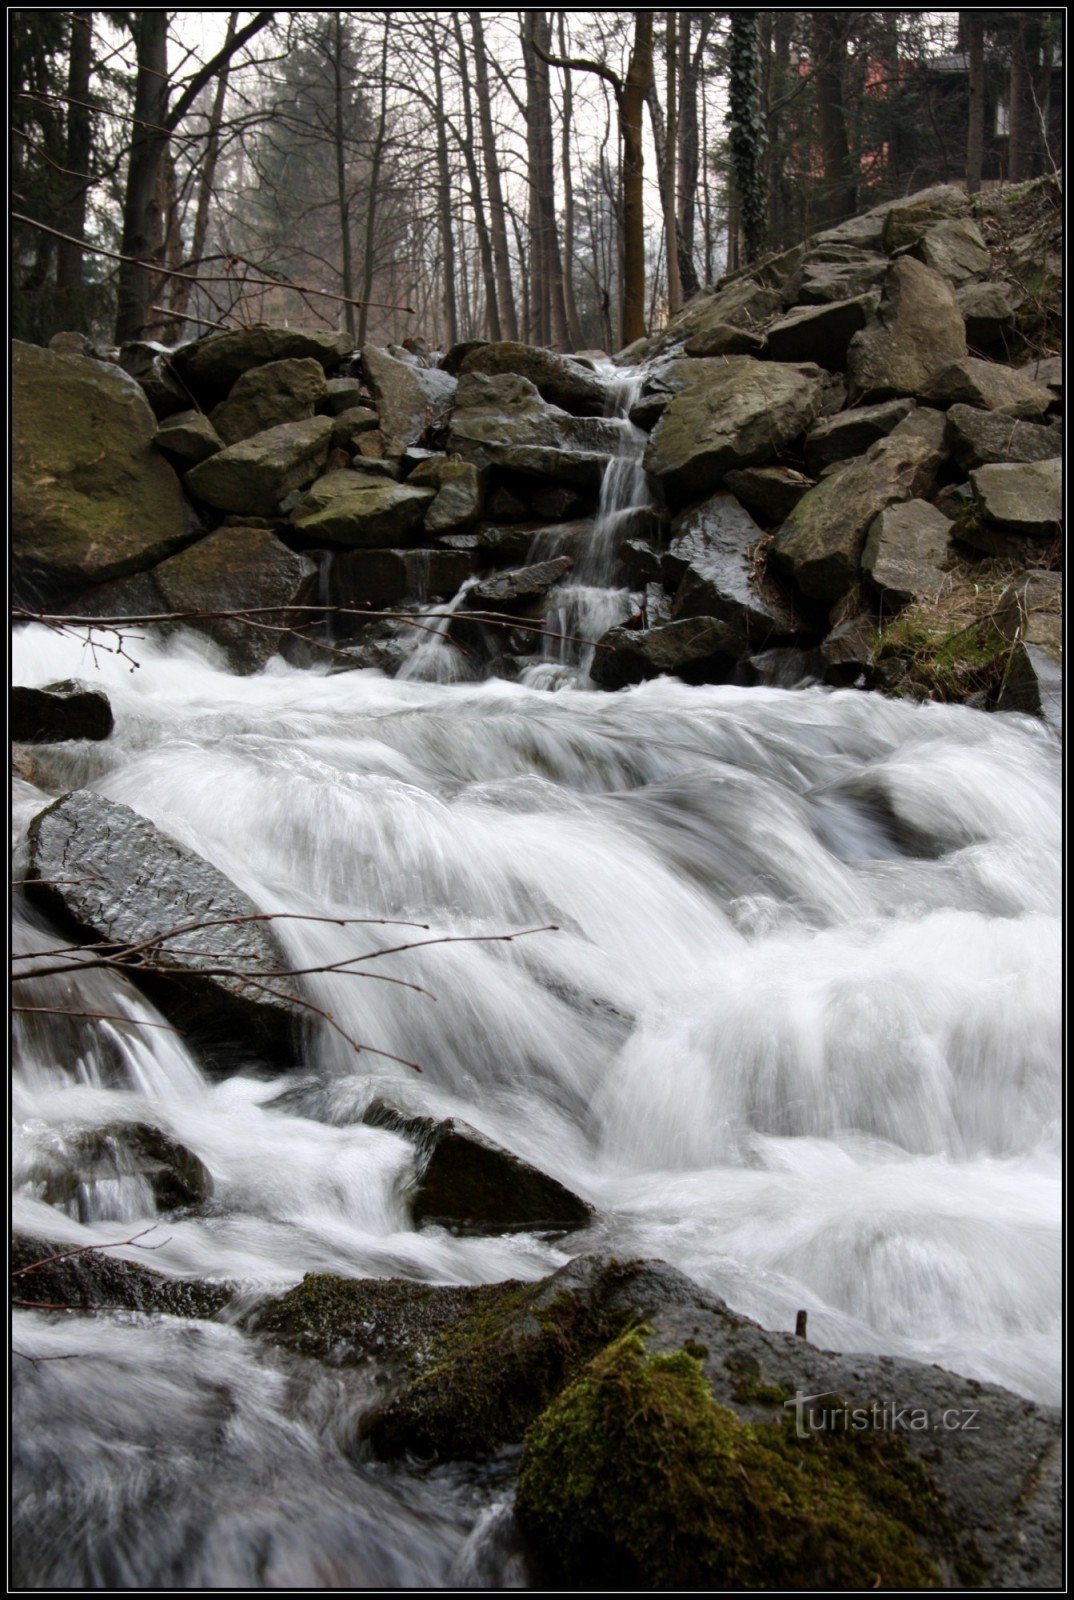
[10,370,1061,1586]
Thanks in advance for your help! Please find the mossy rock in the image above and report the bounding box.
[873,594,1013,705]
[11,1234,231,1321]
[516,1330,945,1589]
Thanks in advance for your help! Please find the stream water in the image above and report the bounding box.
[10,369,1062,1587]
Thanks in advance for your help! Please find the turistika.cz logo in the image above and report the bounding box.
[786,1390,981,1440]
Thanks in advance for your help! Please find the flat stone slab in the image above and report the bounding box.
[970,458,1061,538]
[862,498,954,608]
[185,416,333,516]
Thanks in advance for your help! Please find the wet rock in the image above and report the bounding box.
[803,398,914,475]
[770,408,947,604]
[440,338,490,375]
[151,525,317,672]
[644,359,839,510]
[861,499,954,609]
[170,325,353,403]
[591,617,742,690]
[484,443,607,494]
[722,466,814,526]
[743,646,824,688]
[944,404,1062,470]
[969,458,1062,539]
[209,357,327,445]
[34,1121,213,1217]
[957,280,1025,352]
[155,409,223,465]
[664,492,801,648]
[847,257,967,401]
[620,539,664,586]
[760,294,876,369]
[466,557,574,612]
[117,340,191,419]
[13,340,189,605]
[322,547,475,611]
[362,1100,593,1234]
[996,643,1062,735]
[361,344,456,455]
[820,612,878,686]
[458,341,607,416]
[11,680,114,743]
[683,323,764,358]
[516,1294,1059,1591]
[923,357,1053,419]
[914,216,991,283]
[448,372,589,465]
[26,789,306,1066]
[184,416,333,516]
[290,475,435,548]
[627,392,670,430]
[11,1233,231,1320]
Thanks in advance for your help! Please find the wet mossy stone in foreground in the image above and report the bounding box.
[516,1330,946,1589]
[11,1234,231,1321]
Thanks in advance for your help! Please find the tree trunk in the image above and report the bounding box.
[557,11,585,350]
[430,36,458,347]
[520,13,547,343]
[810,11,854,227]
[358,16,391,345]
[469,11,519,340]
[1007,14,1041,181]
[56,9,93,303]
[663,12,682,316]
[170,11,237,329]
[114,11,170,345]
[964,11,985,194]
[453,11,501,340]
[532,12,571,348]
[620,12,653,346]
[676,12,704,298]
[332,14,357,340]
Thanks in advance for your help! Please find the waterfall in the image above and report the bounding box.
[10,395,1061,1584]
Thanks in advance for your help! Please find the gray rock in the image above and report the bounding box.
[361,344,456,455]
[155,408,223,464]
[820,613,878,685]
[804,398,915,474]
[590,617,742,689]
[722,466,815,525]
[970,458,1061,538]
[944,404,1062,470]
[152,525,317,672]
[814,184,967,252]
[467,557,574,611]
[440,338,490,375]
[996,643,1062,736]
[11,680,114,743]
[796,249,890,305]
[406,458,485,533]
[643,358,839,510]
[482,442,607,494]
[291,476,435,548]
[170,325,353,402]
[209,357,327,445]
[362,1099,593,1234]
[184,416,333,516]
[914,216,992,283]
[861,498,954,608]
[458,341,607,416]
[760,294,876,369]
[664,492,801,648]
[683,323,765,357]
[322,547,475,612]
[26,790,305,1066]
[118,341,191,419]
[330,405,381,447]
[1019,356,1061,398]
[13,341,189,605]
[847,257,967,400]
[620,539,665,585]
[880,187,971,253]
[957,280,1025,350]
[770,408,947,603]
[324,376,366,414]
[923,357,1053,419]
[34,1121,213,1218]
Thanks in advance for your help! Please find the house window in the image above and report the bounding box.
[995,98,1010,136]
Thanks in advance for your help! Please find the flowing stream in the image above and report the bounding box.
[10,370,1062,1587]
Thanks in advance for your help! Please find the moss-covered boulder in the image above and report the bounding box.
[847,257,967,400]
[209,357,327,445]
[12,340,190,605]
[944,404,1061,470]
[26,789,306,1067]
[12,1233,230,1320]
[184,416,333,516]
[924,356,1054,418]
[516,1331,944,1589]
[290,477,434,548]
[407,458,485,533]
[151,525,317,671]
[155,408,223,465]
[169,325,353,404]
[458,342,607,416]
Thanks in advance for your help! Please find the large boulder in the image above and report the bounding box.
[361,344,456,455]
[770,409,947,604]
[169,325,353,403]
[407,458,485,532]
[32,1121,213,1218]
[957,280,1025,351]
[664,493,801,647]
[722,466,814,525]
[643,359,839,510]
[944,404,1062,470]
[847,257,967,400]
[151,525,317,671]
[465,556,574,612]
[683,323,764,357]
[362,1100,593,1233]
[11,680,114,743]
[324,547,475,612]
[913,216,992,283]
[760,294,876,369]
[290,473,434,547]
[155,409,223,465]
[208,357,327,445]
[861,498,954,608]
[590,617,742,689]
[794,246,890,305]
[12,341,190,605]
[25,790,306,1066]
[813,184,966,253]
[446,372,609,466]
[184,416,333,516]
[803,398,914,475]
[458,342,607,416]
[923,357,1054,419]
[969,459,1062,540]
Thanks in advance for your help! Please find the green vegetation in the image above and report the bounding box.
[516,1330,950,1589]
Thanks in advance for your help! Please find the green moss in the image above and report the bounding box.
[11,1234,231,1322]
[516,1331,947,1590]
[874,597,1013,706]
